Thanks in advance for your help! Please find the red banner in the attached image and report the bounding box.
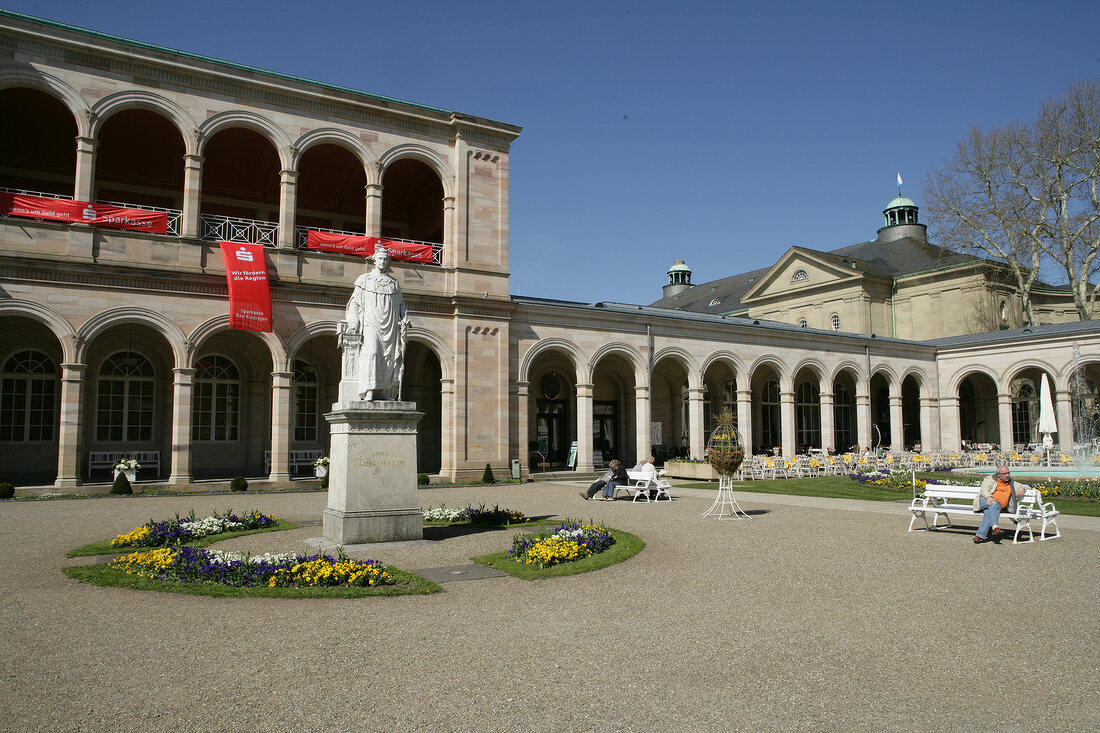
[305,230,434,263]
[0,192,167,234]
[219,242,272,332]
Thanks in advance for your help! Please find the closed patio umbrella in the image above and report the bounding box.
[1039,374,1057,462]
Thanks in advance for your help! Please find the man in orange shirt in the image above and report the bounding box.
[973,465,1030,543]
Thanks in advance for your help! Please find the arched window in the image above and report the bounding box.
[1,350,58,442]
[293,359,319,442]
[798,318,808,328]
[796,381,821,449]
[96,351,154,442]
[1072,375,1098,443]
[831,314,840,331]
[833,383,854,450]
[193,355,240,441]
[1010,377,1037,446]
[761,380,781,448]
[792,269,808,282]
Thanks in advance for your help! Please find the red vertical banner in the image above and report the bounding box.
[218,242,272,332]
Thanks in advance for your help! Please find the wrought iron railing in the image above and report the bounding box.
[201,213,279,246]
[295,225,443,266]
[0,185,73,200]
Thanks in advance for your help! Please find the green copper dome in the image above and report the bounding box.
[668,259,691,273]
[885,196,917,210]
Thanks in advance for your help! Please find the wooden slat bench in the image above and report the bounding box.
[623,468,672,503]
[264,449,322,475]
[87,450,160,479]
[908,483,1061,543]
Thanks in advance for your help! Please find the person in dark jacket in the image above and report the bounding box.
[580,459,628,501]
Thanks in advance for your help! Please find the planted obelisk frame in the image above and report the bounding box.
[323,248,423,544]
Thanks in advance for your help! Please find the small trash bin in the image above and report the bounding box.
[510,459,521,480]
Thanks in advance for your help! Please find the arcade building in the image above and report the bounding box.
[1,11,1098,488]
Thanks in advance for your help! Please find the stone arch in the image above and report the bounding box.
[407,326,455,382]
[947,365,1002,396]
[0,299,77,362]
[292,128,375,172]
[285,321,341,358]
[90,90,198,154]
[1001,357,1060,390]
[589,342,646,385]
[700,350,745,379]
[378,143,454,198]
[829,360,865,385]
[520,337,585,383]
[791,357,828,384]
[652,346,701,389]
[198,110,295,169]
[899,366,928,389]
[187,316,288,370]
[747,354,790,390]
[0,68,89,136]
[76,307,187,366]
[870,364,899,386]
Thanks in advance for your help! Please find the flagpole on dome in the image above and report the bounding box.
[897,172,903,198]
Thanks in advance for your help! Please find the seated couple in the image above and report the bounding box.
[580,457,656,501]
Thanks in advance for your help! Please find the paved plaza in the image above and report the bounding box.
[1,482,1098,732]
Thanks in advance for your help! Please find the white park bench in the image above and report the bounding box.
[908,483,1061,543]
[87,450,161,478]
[621,468,672,503]
[264,449,322,475]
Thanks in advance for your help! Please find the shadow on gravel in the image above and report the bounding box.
[422,517,554,542]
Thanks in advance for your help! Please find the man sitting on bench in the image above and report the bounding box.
[974,465,1030,544]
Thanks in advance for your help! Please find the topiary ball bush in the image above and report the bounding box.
[109,473,132,495]
[417,473,429,486]
[230,476,248,492]
[481,463,495,484]
[0,482,14,499]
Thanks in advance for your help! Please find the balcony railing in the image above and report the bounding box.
[3,187,441,263]
[201,214,278,247]
[295,225,443,266]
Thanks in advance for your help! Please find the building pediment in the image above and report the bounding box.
[740,247,865,305]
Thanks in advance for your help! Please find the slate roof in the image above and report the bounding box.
[649,236,983,314]
[923,319,1100,347]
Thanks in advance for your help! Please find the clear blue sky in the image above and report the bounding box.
[6,0,1099,303]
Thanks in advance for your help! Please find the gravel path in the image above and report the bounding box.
[1,483,1097,732]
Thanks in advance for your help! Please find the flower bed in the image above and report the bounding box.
[421,503,530,525]
[509,520,615,568]
[663,460,718,480]
[848,470,1100,500]
[110,547,394,588]
[110,510,277,548]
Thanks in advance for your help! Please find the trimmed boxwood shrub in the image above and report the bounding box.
[230,476,248,492]
[417,473,429,486]
[0,482,14,499]
[481,463,495,484]
[109,473,132,495]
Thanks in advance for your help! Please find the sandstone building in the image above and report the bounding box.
[1,11,1097,488]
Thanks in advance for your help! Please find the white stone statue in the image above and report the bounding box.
[341,248,410,401]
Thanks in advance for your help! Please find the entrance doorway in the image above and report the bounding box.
[536,399,567,467]
[593,401,618,463]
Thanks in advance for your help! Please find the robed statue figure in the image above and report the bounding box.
[342,248,410,401]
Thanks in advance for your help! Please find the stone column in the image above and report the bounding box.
[74,136,97,202]
[168,367,195,484]
[513,380,529,472]
[268,370,292,482]
[54,363,85,489]
[889,395,905,452]
[997,393,1013,450]
[939,396,961,451]
[688,387,705,459]
[277,169,298,249]
[439,377,456,481]
[1055,390,1073,453]
[919,397,936,452]
[780,389,796,457]
[819,389,835,452]
[856,387,871,452]
[365,183,384,238]
[182,154,203,238]
[634,385,651,461]
[736,389,753,455]
[576,382,594,472]
[442,195,455,267]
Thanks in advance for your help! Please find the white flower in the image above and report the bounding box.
[114,458,141,471]
[314,456,330,467]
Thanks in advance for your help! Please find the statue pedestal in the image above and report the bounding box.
[323,400,424,544]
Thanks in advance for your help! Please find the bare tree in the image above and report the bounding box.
[924,80,1100,324]
[1032,80,1100,320]
[924,123,1044,325]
